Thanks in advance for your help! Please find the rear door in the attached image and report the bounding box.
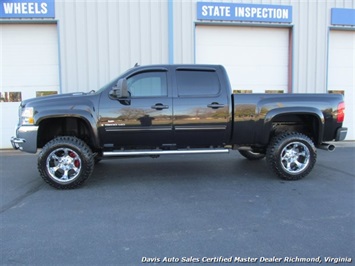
[172,67,230,148]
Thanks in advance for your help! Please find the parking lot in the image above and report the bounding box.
[1,143,354,265]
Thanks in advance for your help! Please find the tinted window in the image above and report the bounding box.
[127,71,167,97]
[176,70,220,96]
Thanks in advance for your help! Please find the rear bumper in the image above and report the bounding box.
[335,127,347,141]
[10,126,38,153]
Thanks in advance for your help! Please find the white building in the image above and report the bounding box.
[1,0,354,149]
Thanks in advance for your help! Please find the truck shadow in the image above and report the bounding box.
[88,154,278,188]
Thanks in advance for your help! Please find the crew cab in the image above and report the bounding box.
[11,64,347,189]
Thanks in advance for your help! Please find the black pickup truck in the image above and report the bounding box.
[11,64,347,189]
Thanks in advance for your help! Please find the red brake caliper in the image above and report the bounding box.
[69,151,81,168]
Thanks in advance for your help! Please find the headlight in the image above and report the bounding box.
[21,107,34,125]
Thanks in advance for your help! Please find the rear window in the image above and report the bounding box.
[176,70,220,97]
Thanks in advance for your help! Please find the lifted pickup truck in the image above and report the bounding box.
[11,64,347,189]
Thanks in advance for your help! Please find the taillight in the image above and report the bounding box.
[337,102,345,123]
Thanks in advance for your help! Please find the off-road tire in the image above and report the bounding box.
[266,132,317,180]
[38,136,94,189]
[239,150,266,160]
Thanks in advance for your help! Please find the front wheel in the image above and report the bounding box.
[266,132,317,180]
[38,136,94,189]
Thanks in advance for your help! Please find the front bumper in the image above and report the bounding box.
[10,126,39,153]
[335,127,347,141]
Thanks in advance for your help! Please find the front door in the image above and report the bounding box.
[98,70,173,149]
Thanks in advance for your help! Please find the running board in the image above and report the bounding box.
[103,148,230,157]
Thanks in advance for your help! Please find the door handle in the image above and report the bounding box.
[151,103,169,110]
[207,102,225,109]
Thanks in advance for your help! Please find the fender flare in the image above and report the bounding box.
[36,110,100,148]
[261,107,325,145]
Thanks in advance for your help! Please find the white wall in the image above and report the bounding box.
[0,24,59,149]
[55,0,355,95]
[195,25,289,93]
[55,0,169,93]
[172,0,355,94]
[328,30,355,140]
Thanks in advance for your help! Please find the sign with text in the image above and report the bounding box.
[197,2,292,23]
[331,8,355,26]
[0,0,55,18]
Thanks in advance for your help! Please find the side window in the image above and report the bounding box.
[127,71,167,97]
[176,70,220,97]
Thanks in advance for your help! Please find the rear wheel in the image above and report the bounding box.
[266,132,316,180]
[239,150,266,160]
[38,136,94,189]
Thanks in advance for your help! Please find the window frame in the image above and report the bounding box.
[175,69,222,98]
[126,70,169,98]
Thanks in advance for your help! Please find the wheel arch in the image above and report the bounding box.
[261,107,325,146]
[37,116,100,150]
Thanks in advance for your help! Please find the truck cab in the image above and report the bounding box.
[98,65,232,150]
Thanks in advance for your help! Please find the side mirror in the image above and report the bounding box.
[109,78,129,99]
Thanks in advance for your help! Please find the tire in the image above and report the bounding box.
[239,150,266,160]
[266,132,317,180]
[38,136,94,189]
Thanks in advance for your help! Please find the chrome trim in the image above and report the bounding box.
[105,125,226,132]
[335,127,347,141]
[10,126,38,153]
[175,126,227,131]
[280,141,310,174]
[318,143,335,152]
[11,137,25,150]
[105,126,172,132]
[103,148,229,157]
[11,137,26,144]
[46,147,82,184]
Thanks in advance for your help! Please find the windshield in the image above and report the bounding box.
[95,77,120,94]
[94,68,133,94]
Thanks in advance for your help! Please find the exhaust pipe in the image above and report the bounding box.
[318,143,336,152]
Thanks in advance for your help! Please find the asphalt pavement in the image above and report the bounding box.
[1,143,354,265]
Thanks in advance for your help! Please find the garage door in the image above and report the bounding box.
[195,25,290,93]
[328,30,354,140]
[0,24,59,148]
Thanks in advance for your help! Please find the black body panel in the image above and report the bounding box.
[15,64,347,153]
[98,65,233,149]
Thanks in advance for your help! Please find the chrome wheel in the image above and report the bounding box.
[39,136,94,189]
[266,132,316,180]
[46,148,82,183]
[280,141,310,175]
